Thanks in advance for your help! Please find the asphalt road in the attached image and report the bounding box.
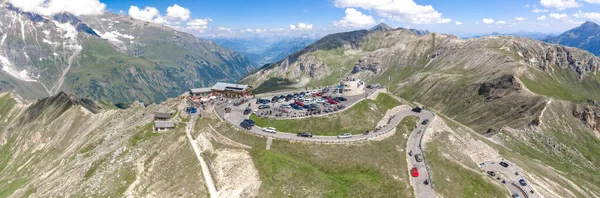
[213,88,437,197]
[406,111,437,198]
[480,159,540,198]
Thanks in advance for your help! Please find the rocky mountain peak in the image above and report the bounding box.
[580,21,600,29]
[369,23,393,32]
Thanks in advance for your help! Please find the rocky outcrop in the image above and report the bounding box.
[478,75,522,100]
[351,54,382,74]
[572,104,600,135]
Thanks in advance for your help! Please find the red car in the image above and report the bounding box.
[312,92,322,97]
[294,101,305,106]
[411,167,419,177]
[327,98,338,104]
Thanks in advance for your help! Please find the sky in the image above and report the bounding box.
[8,0,600,38]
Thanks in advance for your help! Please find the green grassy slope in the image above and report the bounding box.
[206,113,418,197]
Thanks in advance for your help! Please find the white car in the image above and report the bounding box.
[478,162,486,169]
[315,98,326,103]
[263,127,276,133]
[310,90,319,94]
[337,133,352,139]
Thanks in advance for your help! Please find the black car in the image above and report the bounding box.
[412,107,422,113]
[243,119,255,126]
[519,179,527,186]
[297,131,313,137]
[271,96,279,102]
[259,104,271,109]
[499,161,509,168]
[421,119,430,125]
[335,97,347,101]
[240,120,253,129]
[487,171,496,176]
[322,88,330,93]
[243,108,252,115]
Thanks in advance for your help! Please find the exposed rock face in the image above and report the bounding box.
[352,53,382,74]
[573,104,600,136]
[502,40,600,77]
[478,75,522,100]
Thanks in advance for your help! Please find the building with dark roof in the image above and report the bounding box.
[154,121,175,131]
[154,112,172,121]
[189,82,252,99]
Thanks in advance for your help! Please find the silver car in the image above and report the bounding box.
[337,133,352,139]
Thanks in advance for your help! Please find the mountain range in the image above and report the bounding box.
[211,36,318,66]
[0,4,255,103]
[243,22,600,196]
[544,21,600,56]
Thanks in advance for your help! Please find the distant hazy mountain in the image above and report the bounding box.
[544,21,600,56]
[211,37,318,66]
[465,31,555,40]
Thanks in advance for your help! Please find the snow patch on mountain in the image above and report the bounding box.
[0,55,36,82]
[96,29,134,50]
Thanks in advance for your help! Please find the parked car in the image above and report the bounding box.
[411,167,419,177]
[291,104,303,110]
[271,96,279,102]
[294,101,305,106]
[477,162,486,168]
[281,104,291,109]
[499,161,509,168]
[243,119,255,126]
[315,98,326,103]
[519,179,527,186]
[297,131,313,137]
[512,193,520,198]
[337,133,352,139]
[421,119,429,125]
[322,87,330,93]
[262,127,276,133]
[243,108,252,115]
[412,107,422,113]
[258,104,271,109]
[240,120,253,129]
[327,99,338,104]
[415,154,423,162]
[335,97,347,101]
[487,171,496,176]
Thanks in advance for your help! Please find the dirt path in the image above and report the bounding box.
[185,114,218,197]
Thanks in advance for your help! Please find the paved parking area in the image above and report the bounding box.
[248,88,377,119]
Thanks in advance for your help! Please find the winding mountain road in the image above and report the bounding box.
[213,89,437,197]
[480,159,540,198]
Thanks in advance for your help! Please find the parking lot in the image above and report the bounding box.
[245,87,374,119]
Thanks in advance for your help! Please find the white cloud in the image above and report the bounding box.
[532,8,549,13]
[537,15,547,20]
[549,13,569,20]
[269,28,285,32]
[455,21,462,25]
[573,11,600,21]
[245,28,254,32]
[334,0,450,24]
[7,0,106,16]
[515,17,526,21]
[289,24,296,30]
[128,6,163,23]
[187,18,212,26]
[165,4,191,21]
[297,23,313,30]
[482,18,495,24]
[333,8,375,28]
[539,0,581,10]
[216,26,232,33]
[583,0,600,3]
[496,20,507,24]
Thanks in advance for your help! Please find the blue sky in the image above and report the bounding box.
[12,0,600,37]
